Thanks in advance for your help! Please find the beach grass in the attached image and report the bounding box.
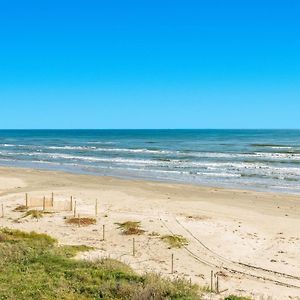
[22,209,44,219]
[115,221,145,235]
[161,235,189,248]
[66,217,97,226]
[0,228,200,299]
[13,205,28,212]
[225,296,252,300]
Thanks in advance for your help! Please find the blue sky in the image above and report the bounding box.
[0,0,299,129]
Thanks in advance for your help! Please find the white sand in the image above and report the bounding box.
[0,166,300,299]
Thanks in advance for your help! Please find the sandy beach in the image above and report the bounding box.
[0,166,299,299]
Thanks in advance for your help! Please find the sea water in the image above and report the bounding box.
[0,129,299,194]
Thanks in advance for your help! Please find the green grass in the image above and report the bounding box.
[0,228,200,299]
[161,235,189,248]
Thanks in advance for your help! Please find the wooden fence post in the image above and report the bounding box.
[25,193,28,207]
[43,196,46,211]
[51,192,54,207]
[133,238,136,257]
[216,275,219,293]
[102,225,105,241]
[95,199,98,217]
[74,200,77,217]
[210,270,214,292]
[1,204,4,218]
[70,196,73,211]
[171,254,174,274]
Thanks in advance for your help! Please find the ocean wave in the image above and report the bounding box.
[32,145,173,155]
[2,144,300,162]
[2,150,300,177]
[195,172,241,178]
[94,147,173,154]
[250,143,294,148]
[48,146,97,150]
[87,141,116,145]
[19,152,164,166]
[270,146,293,149]
[0,144,31,148]
[0,144,29,148]
[182,151,300,161]
[252,152,300,160]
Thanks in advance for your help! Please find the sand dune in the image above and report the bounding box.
[0,166,299,299]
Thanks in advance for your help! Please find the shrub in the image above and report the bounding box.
[115,221,145,235]
[161,235,189,248]
[22,209,44,219]
[66,217,96,226]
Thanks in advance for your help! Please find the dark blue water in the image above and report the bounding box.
[0,130,300,194]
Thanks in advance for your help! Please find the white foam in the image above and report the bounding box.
[271,146,293,149]
[48,146,97,150]
[40,145,173,155]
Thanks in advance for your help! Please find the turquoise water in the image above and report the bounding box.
[0,130,300,194]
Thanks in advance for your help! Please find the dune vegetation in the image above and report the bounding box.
[0,228,252,300]
[0,228,199,300]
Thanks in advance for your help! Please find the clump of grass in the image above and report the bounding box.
[0,228,200,299]
[66,217,96,226]
[22,209,44,219]
[0,228,56,246]
[225,296,252,300]
[53,245,94,258]
[13,205,28,212]
[148,231,160,237]
[116,221,145,235]
[0,233,7,242]
[161,235,188,248]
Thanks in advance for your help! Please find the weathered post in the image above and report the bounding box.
[70,196,73,211]
[133,238,136,257]
[102,224,105,241]
[43,196,46,211]
[95,199,98,217]
[216,275,219,293]
[171,254,174,274]
[74,200,77,217]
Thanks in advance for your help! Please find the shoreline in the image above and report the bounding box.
[1,166,300,299]
[1,163,300,197]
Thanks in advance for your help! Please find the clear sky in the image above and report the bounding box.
[0,0,299,129]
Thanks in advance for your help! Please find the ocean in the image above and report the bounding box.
[0,129,299,194]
